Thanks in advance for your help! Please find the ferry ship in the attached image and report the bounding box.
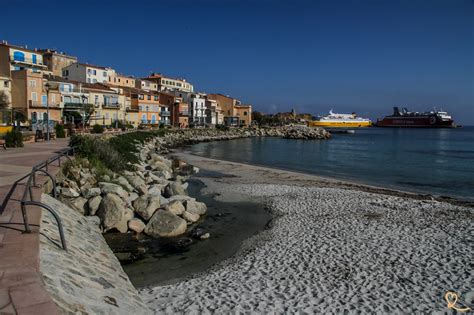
[376,107,455,128]
[308,110,372,128]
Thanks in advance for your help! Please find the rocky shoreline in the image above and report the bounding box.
[55,125,330,238]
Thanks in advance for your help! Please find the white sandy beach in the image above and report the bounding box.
[141,152,473,313]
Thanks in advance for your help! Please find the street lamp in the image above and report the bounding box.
[45,82,50,141]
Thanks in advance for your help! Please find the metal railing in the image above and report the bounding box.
[0,148,74,251]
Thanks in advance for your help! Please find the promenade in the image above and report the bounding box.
[0,139,68,314]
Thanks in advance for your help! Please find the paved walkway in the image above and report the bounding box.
[0,139,68,314]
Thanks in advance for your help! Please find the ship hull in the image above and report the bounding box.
[308,121,372,128]
[376,116,454,128]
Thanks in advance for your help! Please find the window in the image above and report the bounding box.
[13,51,25,62]
[51,94,56,103]
[147,95,151,100]
[151,115,156,123]
[105,113,109,119]
[103,71,107,77]
[93,79,97,83]
[3,81,8,88]
[63,70,69,76]
[118,78,121,82]
[139,94,144,100]
[154,96,158,101]
[41,95,47,105]
[93,70,97,75]
[95,95,99,104]
[244,111,248,116]
[29,80,36,88]
[64,96,71,103]
[87,78,91,83]
[141,114,147,122]
[31,92,37,101]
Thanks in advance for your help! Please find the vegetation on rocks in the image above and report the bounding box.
[4,129,24,147]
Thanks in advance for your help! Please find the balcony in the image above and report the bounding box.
[28,100,60,108]
[102,103,122,109]
[179,111,189,116]
[160,110,171,117]
[64,102,94,110]
[159,120,171,125]
[10,57,47,68]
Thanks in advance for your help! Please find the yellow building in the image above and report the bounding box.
[83,83,125,126]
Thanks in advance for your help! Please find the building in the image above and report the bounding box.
[39,49,77,77]
[11,70,62,127]
[188,93,206,126]
[234,105,252,126]
[108,73,136,88]
[0,75,12,124]
[205,98,223,125]
[129,88,161,125]
[145,73,194,93]
[135,79,158,92]
[0,41,49,78]
[82,83,124,126]
[170,99,189,128]
[62,63,115,84]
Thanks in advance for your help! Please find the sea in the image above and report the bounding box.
[188,127,474,200]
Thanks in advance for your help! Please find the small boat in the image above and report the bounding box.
[308,110,372,128]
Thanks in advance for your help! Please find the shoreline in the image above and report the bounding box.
[142,147,473,313]
[173,147,474,208]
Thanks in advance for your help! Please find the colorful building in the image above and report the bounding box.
[146,73,194,93]
[129,88,161,126]
[135,79,158,92]
[0,41,49,77]
[108,73,136,88]
[82,83,124,126]
[11,70,61,127]
[62,63,115,84]
[40,49,77,77]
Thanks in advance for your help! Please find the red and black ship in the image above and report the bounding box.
[376,107,455,128]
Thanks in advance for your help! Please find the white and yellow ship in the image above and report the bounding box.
[308,110,372,128]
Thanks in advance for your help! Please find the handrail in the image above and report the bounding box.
[21,201,67,251]
[0,147,74,251]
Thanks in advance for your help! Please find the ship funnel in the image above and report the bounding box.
[393,107,400,115]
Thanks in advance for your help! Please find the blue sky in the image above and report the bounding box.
[2,0,473,124]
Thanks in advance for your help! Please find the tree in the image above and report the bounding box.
[252,111,264,126]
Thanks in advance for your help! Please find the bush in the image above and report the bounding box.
[216,124,229,131]
[91,124,104,134]
[55,124,66,138]
[4,129,23,147]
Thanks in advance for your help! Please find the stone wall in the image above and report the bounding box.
[39,194,151,314]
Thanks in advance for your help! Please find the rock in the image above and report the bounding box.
[125,175,148,195]
[87,195,102,216]
[102,175,111,181]
[163,182,187,198]
[168,195,195,203]
[97,193,129,233]
[145,210,187,237]
[282,125,331,140]
[154,170,173,180]
[185,200,207,215]
[181,182,189,190]
[193,166,200,174]
[126,192,139,204]
[82,187,101,199]
[128,218,146,233]
[67,196,88,214]
[132,195,160,221]
[165,200,185,216]
[61,187,80,198]
[148,184,166,197]
[152,160,172,173]
[200,232,210,240]
[116,176,134,192]
[182,211,200,223]
[98,182,129,200]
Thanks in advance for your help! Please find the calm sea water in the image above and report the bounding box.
[188,127,474,200]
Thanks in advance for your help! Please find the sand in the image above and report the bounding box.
[141,151,473,313]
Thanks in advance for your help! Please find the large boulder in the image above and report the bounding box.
[82,187,101,199]
[87,195,102,216]
[132,195,160,221]
[165,200,185,216]
[125,175,148,195]
[115,176,135,192]
[182,211,200,223]
[185,200,208,215]
[61,187,80,198]
[65,196,88,214]
[144,210,187,237]
[163,181,187,198]
[98,182,128,200]
[97,193,129,233]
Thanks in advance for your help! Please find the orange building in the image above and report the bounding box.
[128,88,161,126]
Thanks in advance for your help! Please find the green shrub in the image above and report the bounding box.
[216,124,229,131]
[55,124,66,138]
[4,129,23,147]
[91,124,104,134]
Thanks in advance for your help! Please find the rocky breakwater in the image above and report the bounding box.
[150,125,330,153]
[56,138,209,240]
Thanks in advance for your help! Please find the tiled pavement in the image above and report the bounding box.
[0,139,68,314]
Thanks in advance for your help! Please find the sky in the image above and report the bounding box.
[2,0,473,124]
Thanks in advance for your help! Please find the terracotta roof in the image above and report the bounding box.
[73,62,112,70]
